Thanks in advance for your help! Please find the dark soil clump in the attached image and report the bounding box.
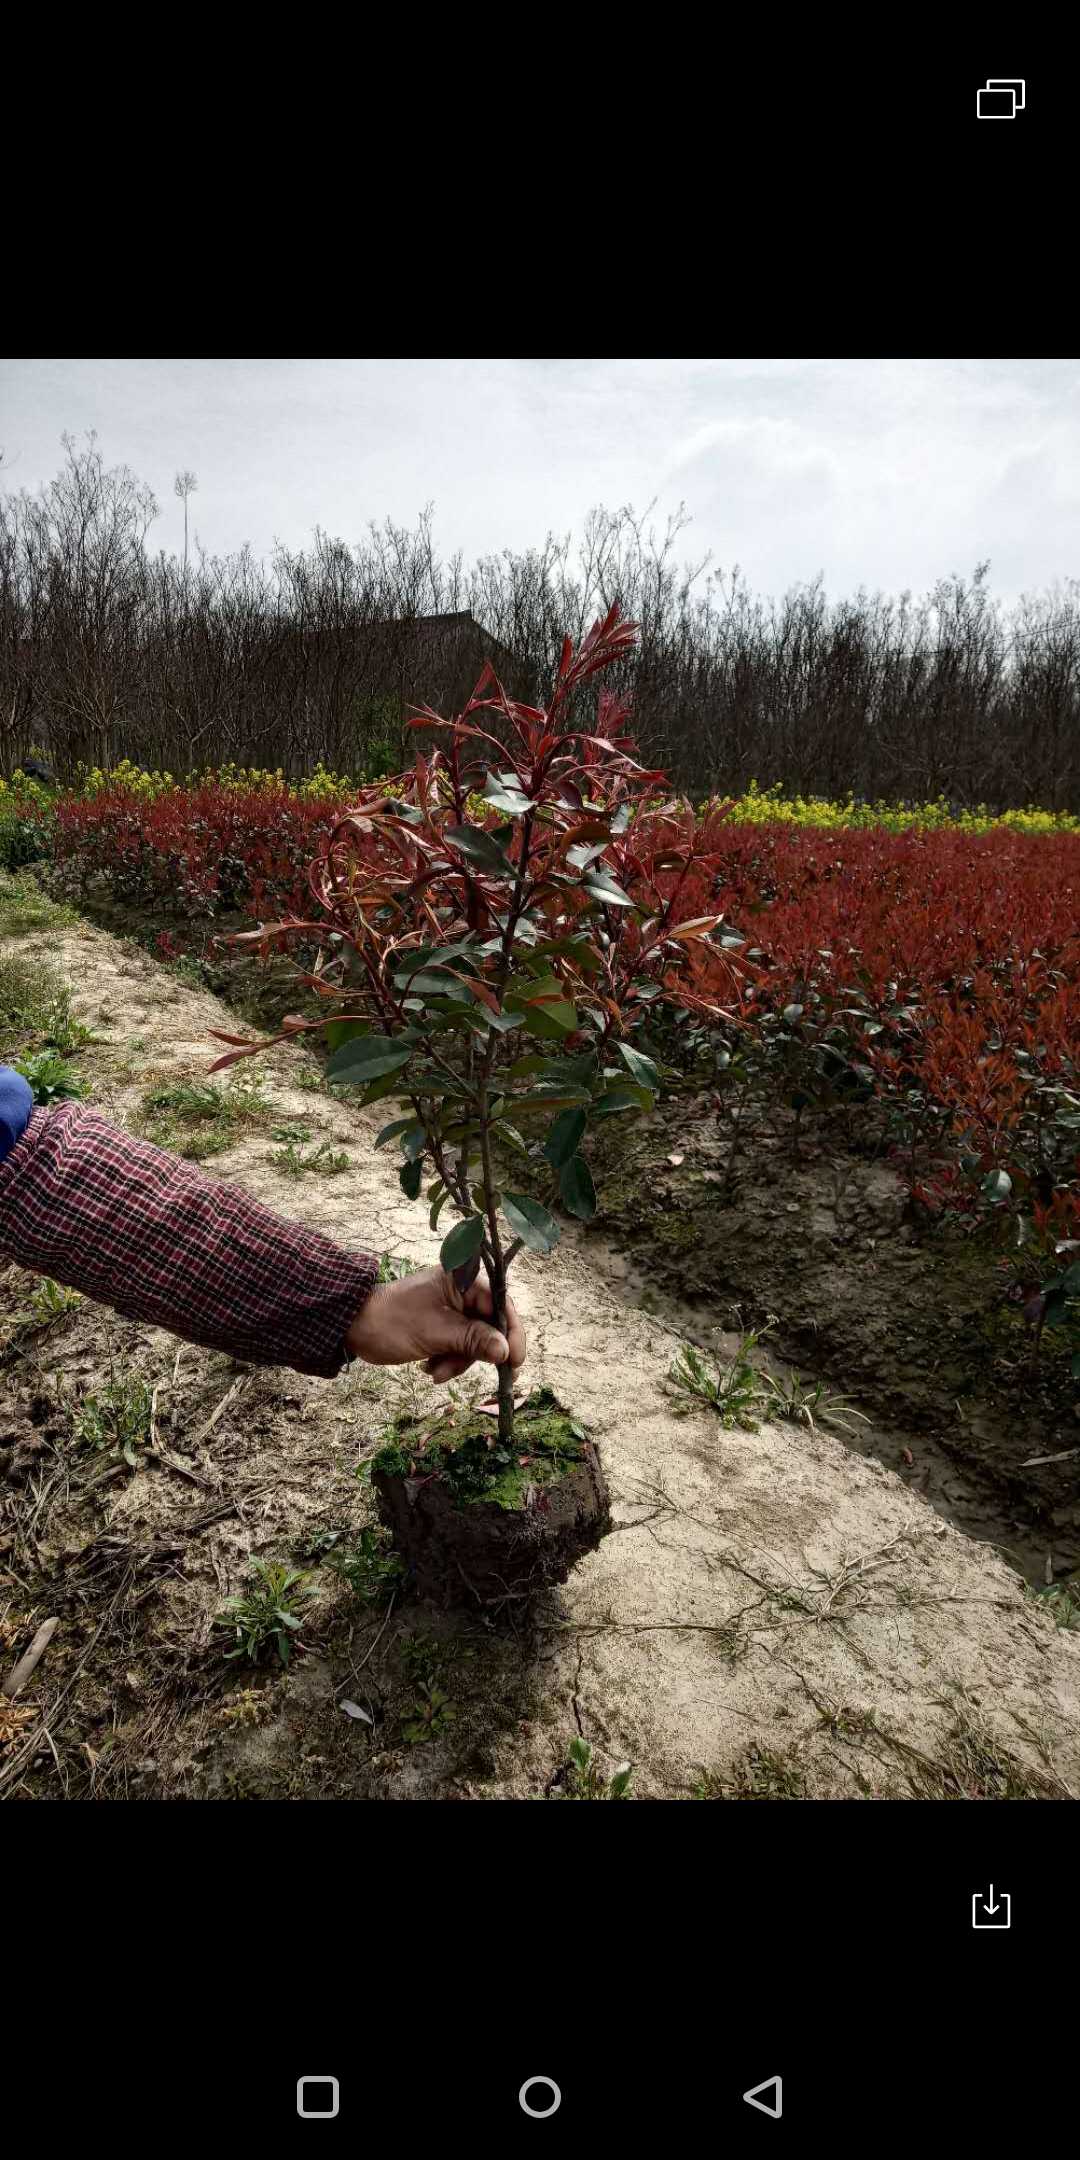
[371,1387,611,1610]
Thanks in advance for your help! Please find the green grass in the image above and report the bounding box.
[324,1525,404,1605]
[10,1048,88,1105]
[23,1277,82,1327]
[0,950,90,1063]
[370,1388,587,1512]
[73,1372,155,1468]
[396,1631,465,1744]
[0,869,75,937]
[214,1560,313,1668]
[1029,1578,1080,1631]
[558,1736,633,1799]
[666,1333,773,1430]
[270,1126,350,1177]
[693,1747,808,1799]
[136,1070,271,1160]
[762,1370,871,1435]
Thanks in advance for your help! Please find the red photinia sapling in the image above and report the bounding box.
[208,605,743,1450]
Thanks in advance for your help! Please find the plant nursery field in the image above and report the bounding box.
[1,745,1078,1803]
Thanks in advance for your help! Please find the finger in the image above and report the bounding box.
[461,1319,509,1368]
[425,1351,473,1384]
[502,1293,527,1370]
[461,1280,525,1364]
[425,1316,510,1383]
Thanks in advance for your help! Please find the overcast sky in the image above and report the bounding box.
[1,358,1076,603]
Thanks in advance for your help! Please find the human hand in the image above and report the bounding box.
[345,1265,527,1385]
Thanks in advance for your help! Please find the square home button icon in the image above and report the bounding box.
[297,2077,340,2119]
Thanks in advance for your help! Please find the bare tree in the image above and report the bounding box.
[3,437,1078,808]
[174,469,198,581]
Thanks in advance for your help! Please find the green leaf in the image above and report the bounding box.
[444,824,514,874]
[374,1117,416,1149]
[482,774,533,817]
[536,1052,600,1085]
[510,1088,592,1116]
[440,1214,485,1271]
[560,1154,596,1219]
[502,1193,561,1254]
[507,1053,551,1079]
[429,1185,449,1232]
[617,1041,661,1091]
[352,1071,411,1108]
[399,1160,423,1200]
[400,1124,428,1161]
[395,939,479,978]
[480,1009,525,1034]
[504,975,578,1041]
[981,1169,1012,1202]
[327,1036,412,1083]
[391,970,469,998]
[492,1120,529,1156]
[542,1107,587,1168]
[325,1017,370,1054]
[592,1084,652,1118]
[583,871,636,907]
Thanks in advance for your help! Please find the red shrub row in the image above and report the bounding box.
[49,767,1080,1275]
[676,819,1080,1258]
[52,781,349,919]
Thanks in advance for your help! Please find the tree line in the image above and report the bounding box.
[1,433,1077,808]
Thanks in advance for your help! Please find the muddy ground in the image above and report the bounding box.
[2,888,1079,1802]
[570,1104,1080,1586]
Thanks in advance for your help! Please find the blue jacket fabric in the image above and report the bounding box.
[0,1063,34,1162]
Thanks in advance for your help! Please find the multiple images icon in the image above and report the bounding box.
[977,78,1025,117]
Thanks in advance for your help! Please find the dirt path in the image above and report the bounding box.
[3,907,1079,1801]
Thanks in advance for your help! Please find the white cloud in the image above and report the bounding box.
[0,357,1076,603]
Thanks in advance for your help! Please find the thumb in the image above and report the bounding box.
[449,1314,510,1368]
[425,1315,510,1385]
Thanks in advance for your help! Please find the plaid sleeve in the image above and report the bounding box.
[0,1103,379,1379]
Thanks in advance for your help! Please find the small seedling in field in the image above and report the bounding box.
[666,1333,772,1429]
[1030,1578,1080,1631]
[693,1746,807,1799]
[215,1559,313,1667]
[376,1252,419,1284]
[397,1629,470,1737]
[294,1066,324,1093]
[272,1135,350,1178]
[73,1372,154,1467]
[15,1276,82,1331]
[401,1681,456,1744]
[327,1525,404,1605]
[12,1048,88,1105]
[762,1369,871,1434]
[216,1687,269,1729]
[138,1072,270,1159]
[561,1735,633,1799]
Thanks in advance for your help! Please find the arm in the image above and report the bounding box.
[0,1097,527,1384]
[0,1101,377,1378]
